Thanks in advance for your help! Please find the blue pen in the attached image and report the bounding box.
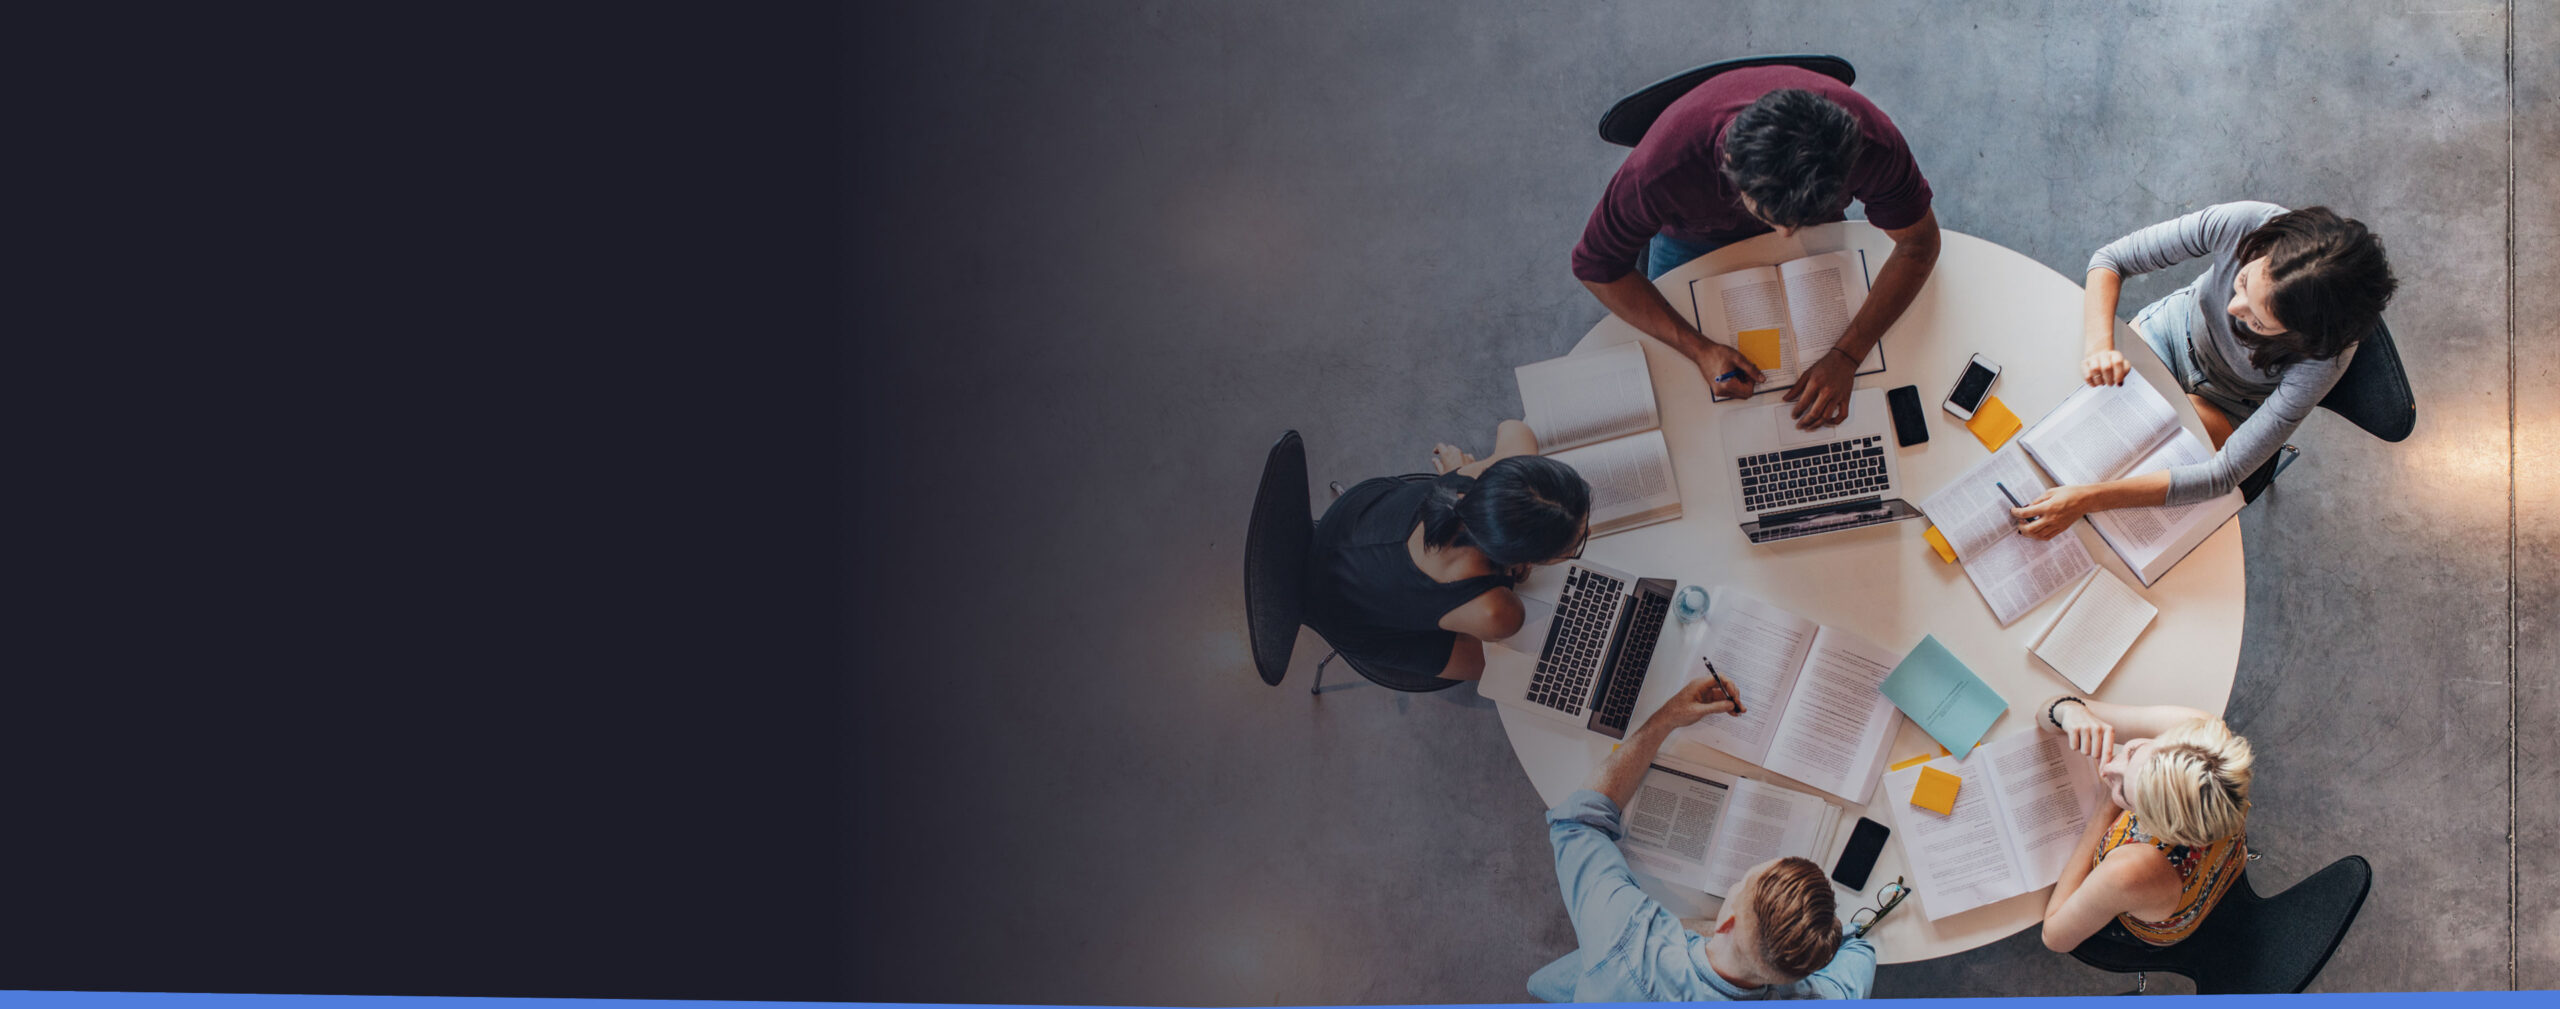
[1715,369,1748,385]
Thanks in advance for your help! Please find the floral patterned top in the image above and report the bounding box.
[2095,810,2247,945]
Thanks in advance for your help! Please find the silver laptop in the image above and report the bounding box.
[1482,560,1674,740]
[1721,387,1922,544]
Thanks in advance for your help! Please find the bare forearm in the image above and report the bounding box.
[2083,268,2124,357]
[1588,719,1677,810]
[2073,699,2214,738]
[1836,230,1939,360]
[1583,274,1714,363]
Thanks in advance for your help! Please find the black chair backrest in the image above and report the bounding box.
[1244,431,1312,686]
[2317,319,2415,442]
[2069,856,2373,994]
[1598,55,1856,147]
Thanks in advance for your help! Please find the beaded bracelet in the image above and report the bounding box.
[2046,696,2088,729]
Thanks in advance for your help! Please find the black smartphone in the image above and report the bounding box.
[1831,816,1890,889]
[1885,385,1928,447]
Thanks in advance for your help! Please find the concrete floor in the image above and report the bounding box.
[848,2,2554,1001]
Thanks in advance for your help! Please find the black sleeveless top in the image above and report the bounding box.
[1302,476,1516,675]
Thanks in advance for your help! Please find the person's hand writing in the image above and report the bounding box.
[2082,349,2131,387]
[1644,675,1741,731]
[2053,700,2114,765]
[2013,485,2095,540]
[1695,343,1763,400]
[1783,349,1855,429]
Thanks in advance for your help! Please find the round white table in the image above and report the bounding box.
[1495,221,2245,963]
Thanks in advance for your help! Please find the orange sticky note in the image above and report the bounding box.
[1737,328,1783,371]
[1888,746,1951,772]
[1922,526,1957,563]
[1910,766,1961,815]
[1965,396,2022,452]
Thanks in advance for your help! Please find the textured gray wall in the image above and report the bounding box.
[847,2,2548,1001]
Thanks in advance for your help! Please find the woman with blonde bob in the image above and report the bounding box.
[2036,696,2254,952]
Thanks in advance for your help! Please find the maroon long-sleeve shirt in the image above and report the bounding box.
[1571,65,1933,284]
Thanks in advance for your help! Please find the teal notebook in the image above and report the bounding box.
[1879,635,2008,758]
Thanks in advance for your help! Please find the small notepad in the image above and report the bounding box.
[1965,396,2023,451]
[1738,327,1784,371]
[1910,766,1961,815]
[2031,570,2159,692]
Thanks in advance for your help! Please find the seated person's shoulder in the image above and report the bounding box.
[1441,586,1524,640]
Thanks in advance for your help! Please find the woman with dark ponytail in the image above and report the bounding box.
[1303,420,1594,681]
[2013,203,2397,540]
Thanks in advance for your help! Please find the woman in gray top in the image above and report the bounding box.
[2015,202,2396,538]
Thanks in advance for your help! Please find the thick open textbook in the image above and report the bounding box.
[1670,590,1905,805]
[1620,763,1844,899]
[2017,380,2244,586]
[1881,730,2105,921]
[1516,340,1681,536]
[1917,445,2097,626]
[1685,249,1885,400]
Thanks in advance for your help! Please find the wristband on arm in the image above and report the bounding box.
[2046,696,2088,729]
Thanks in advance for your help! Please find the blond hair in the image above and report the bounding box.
[2127,717,2254,848]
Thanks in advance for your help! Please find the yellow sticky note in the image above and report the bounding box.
[1910,766,1961,815]
[1894,747,1945,773]
[1737,328,1783,371]
[1922,526,1957,564]
[1965,395,2022,452]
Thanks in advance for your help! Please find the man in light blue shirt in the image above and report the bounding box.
[1529,678,1877,1002]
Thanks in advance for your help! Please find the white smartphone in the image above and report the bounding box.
[1942,353,2001,420]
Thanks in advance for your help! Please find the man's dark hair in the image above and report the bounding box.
[1719,89,1864,229]
[2230,206,2396,371]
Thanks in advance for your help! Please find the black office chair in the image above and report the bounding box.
[2069,856,2372,995]
[1598,55,1856,147]
[1243,434,1463,695]
[2239,320,2415,503]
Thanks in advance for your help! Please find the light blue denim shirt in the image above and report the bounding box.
[1529,789,1876,1002]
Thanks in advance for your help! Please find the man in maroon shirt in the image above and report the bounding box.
[1573,66,1940,430]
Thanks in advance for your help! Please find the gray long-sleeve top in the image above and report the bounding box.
[2086,202,2352,505]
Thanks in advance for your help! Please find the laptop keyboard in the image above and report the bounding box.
[1588,586,1671,736]
[1739,435,1889,513]
[1529,567,1623,715]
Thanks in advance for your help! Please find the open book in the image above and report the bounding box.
[2018,380,2244,586]
[1880,730,2104,921]
[1670,590,1905,804]
[1917,445,2097,626]
[1620,763,1843,898]
[1516,340,1681,536]
[2030,570,2158,693]
[1685,249,1885,400]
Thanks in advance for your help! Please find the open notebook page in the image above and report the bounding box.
[1883,753,2030,920]
[1778,250,1881,374]
[2023,380,2180,487]
[1546,428,1681,535]
[1516,340,1659,453]
[2032,570,2158,693]
[1698,779,1836,898]
[1919,446,2096,626]
[1981,730,2105,890]
[1675,590,1816,766]
[1758,626,1904,805]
